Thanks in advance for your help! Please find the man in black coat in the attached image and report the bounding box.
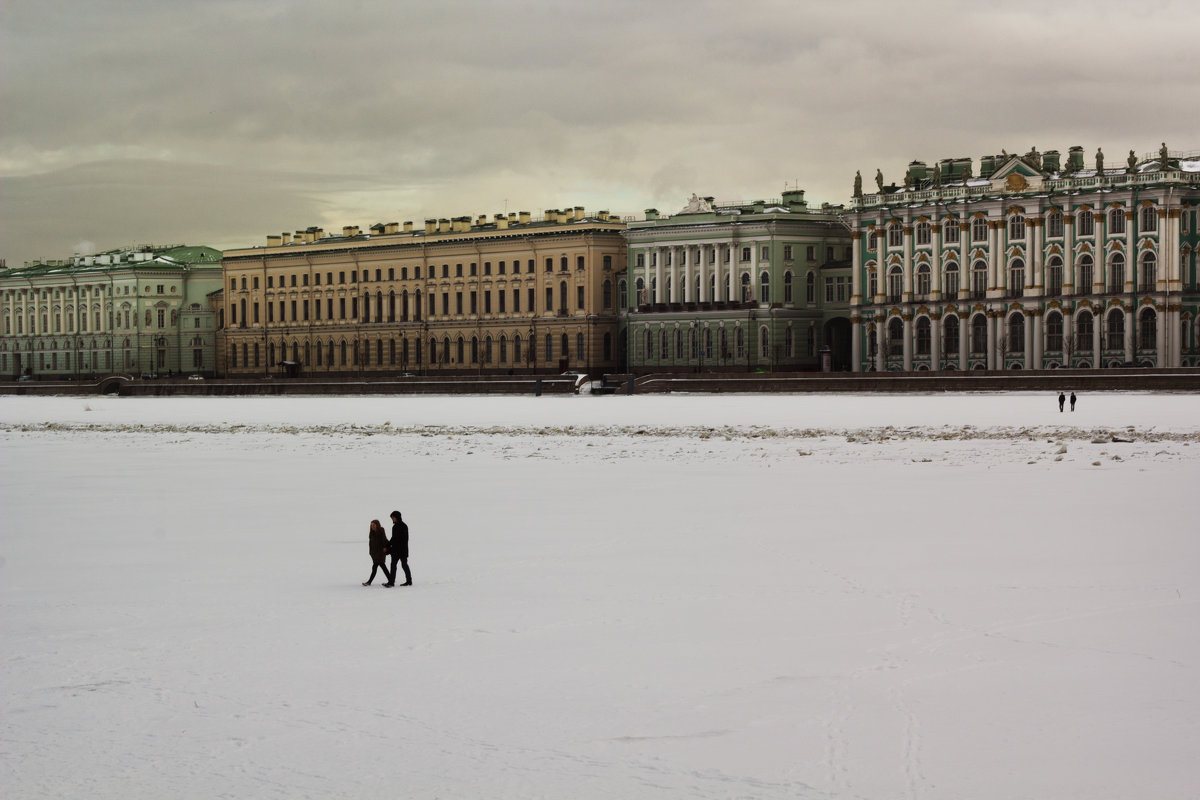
[388,510,412,587]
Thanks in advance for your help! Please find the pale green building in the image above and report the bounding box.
[621,190,853,372]
[1,244,223,379]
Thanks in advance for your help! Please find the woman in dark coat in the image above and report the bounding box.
[362,519,394,586]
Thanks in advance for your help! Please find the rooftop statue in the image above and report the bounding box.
[875,169,884,193]
[853,170,863,198]
[679,193,714,214]
[1128,150,1138,172]
[1160,142,1170,170]
[1095,147,1104,173]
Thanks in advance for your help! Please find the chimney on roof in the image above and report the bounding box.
[267,235,282,247]
[495,214,509,230]
[573,206,584,221]
[281,232,291,245]
[518,211,530,225]
[403,221,413,233]
[425,219,436,234]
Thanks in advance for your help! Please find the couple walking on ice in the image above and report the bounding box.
[363,510,413,588]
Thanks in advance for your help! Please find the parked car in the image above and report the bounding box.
[187,374,204,381]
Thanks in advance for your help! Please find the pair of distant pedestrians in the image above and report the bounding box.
[363,511,413,588]
[1057,392,1077,412]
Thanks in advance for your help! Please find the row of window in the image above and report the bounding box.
[871,308,1166,357]
[634,244,848,268]
[632,271,848,306]
[229,255,615,292]
[2,284,175,301]
[876,207,1165,249]
[4,309,209,335]
[229,282,614,327]
[636,324,818,362]
[868,252,1166,301]
[227,331,613,370]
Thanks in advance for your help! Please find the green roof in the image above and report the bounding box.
[0,245,222,280]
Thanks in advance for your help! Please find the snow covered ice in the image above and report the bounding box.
[2,392,1198,799]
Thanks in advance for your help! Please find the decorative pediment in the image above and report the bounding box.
[989,156,1045,192]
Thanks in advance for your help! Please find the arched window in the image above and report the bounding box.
[972,217,988,242]
[971,260,987,297]
[1108,252,1125,293]
[458,337,466,364]
[514,334,523,364]
[915,317,931,355]
[916,263,931,296]
[887,266,902,301]
[602,280,612,309]
[806,272,815,304]
[970,314,987,354]
[499,335,508,364]
[1109,208,1126,234]
[916,221,931,245]
[944,218,960,244]
[1141,205,1158,231]
[1078,253,1094,290]
[1047,210,1064,238]
[1139,252,1157,292]
[944,261,960,296]
[783,271,793,303]
[635,277,646,306]
[740,273,751,302]
[1105,308,1124,349]
[1008,312,1025,353]
[887,224,903,247]
[1139,308,1156,348]
[759,326,769,359]
[1008,259,1025,295]
[1076,310,1094,344]
[674,328,683,359]
[1047,256,1063,295]
[944,314,960,355]
[759,271,770,303]
[645,329,654,359]
[887,317,903,356]
[1009,215,1026,240]
[1046,312,1063,352]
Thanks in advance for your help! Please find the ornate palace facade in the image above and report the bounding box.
[0,245,223,378]
[219,209,626,376]
[846,145,1200,371]
[622,191,852,372]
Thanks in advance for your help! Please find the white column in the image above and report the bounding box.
[1156,305,1166,367]
[931,224,943,300]
[1123,306,1134,363]
[654,247,664,304]
[749,244,759,304]
[987,313,997,370]
[851,317,862,373]
[698,246,709,303]
[1125,211,1136,293]
[988,220,1001,296]
[1063,216,1076,295]
[958,313,968,371]
[1093,213,1106,293]
[1027,220,1041,294]
[931,313,941,370]
[959,223,970,299]
[1093,308,1102,366]
[902,224,913,300]
[1063,307,1074,367]
[902,314,913,371]
[851,235,863,303]
[876,320,886,372]
[1029,311,1040,368]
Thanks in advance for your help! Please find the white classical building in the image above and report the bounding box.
[845,144,1200,371]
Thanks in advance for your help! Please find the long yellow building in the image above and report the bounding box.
[220,208,626,377]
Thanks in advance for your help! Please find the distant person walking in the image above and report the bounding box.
[1070,392,1077,412]
[1058,392,1066,412]
[388,510,412,587]
[363,519,394,587]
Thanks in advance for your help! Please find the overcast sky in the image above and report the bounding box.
[2,0,1196,267]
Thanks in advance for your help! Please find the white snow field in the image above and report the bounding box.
[2,392,1198,800]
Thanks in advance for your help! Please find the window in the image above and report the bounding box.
[1140,252,1157,291]
[944,220,959,244]
[888,225,903,247]
[1046,312,1063,352]
[1047,256,1063,295]
[1076,310,1093,343]
[783,272,793,303]
[825,277,835,303]
[887,266,902,302]
[916,222,931,245]
[1008,313,1025,353]
[1106,309,1124,349]
[806,245,815,260]
[1141,206,1158,232]
[759,272,770,303]
[970,314,987,354]
[916,317,931,355]
[944,262,960,296]
[1079,254,1094,290]
[783,245,793,261]
[972,217,988,242]
[1078,212,1094,236]
[1108,253,1125,293]
[944,315,960,355]
[806,272,815,304]
[1008,259,1025,295]
[1047,210,1063,238]
[1109,208,1126,234]
[760,246,769,261]
[577,286,585,310]
[741,247,751,262]
[1009,215,1026,240]
[916,263,931,296]
[971,261,987,298]
[1139,308,1156,347]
